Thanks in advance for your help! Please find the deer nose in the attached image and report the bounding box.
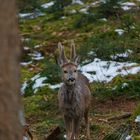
[68,77,75,82]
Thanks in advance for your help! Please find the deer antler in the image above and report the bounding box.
[70,40,79,64]
[58,42,68,65]
[70,40,76,62]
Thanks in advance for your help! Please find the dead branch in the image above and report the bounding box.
[98,112,132,123]
[108,112,132,121]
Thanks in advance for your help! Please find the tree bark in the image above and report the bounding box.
[0,0,22,139]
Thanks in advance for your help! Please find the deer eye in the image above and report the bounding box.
[64,70,68,73]
[74,70,77,73]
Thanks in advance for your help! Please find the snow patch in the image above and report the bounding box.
[19,13,33,18]
[21,73,62,93]
[23,47,30,50]
[34,45,41,49]
[28,51,44,60]
[121,2,136,6]
[20,61,32,66]
[19,12,45,19]
[122,83,128,88]
[111,50,132,59]
[72,0,84,5]
[48,83,62,89]
[125,135,132,140]
[100,18,107,22]
[61,16,67,19]
[79,7,89,14]
[21,81,28,94]
[135,115,140,123]
[33,77,47,93]
[91,1,100,6]
[115,29,124,35]
[121,2,136,11]
[31,74,40,81]
[69,9,77,14]
[80,58,140,82]
[21,74,47,93]
[41,1,54,9]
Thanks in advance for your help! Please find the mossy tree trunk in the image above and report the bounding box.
[0,0,22,139]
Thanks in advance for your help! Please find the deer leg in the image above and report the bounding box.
[70,118,80,140]
[64,116,72,140]
[84,110,90,140]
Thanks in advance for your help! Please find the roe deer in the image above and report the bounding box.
[58,42,91,140]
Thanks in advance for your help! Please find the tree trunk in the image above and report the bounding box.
[0,0,22,139]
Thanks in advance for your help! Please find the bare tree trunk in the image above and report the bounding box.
[0,0,22,139]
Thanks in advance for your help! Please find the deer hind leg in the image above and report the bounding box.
[84,110,90,140]
[64,116,72,140]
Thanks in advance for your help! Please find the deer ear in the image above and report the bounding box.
[58,42,68,66]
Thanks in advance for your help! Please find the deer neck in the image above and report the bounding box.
[64,83,77,104]
[64,82,77,91]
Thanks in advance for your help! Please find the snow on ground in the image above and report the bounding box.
[34,45,41,49]
[21,38,31,42]
[125,135,132,140]
[20,61,32,66]
[115,29,125,36]
[21,81,28,94]
[91,1,100,6]
[47,83,62,89]
[122,83,129,89]
[72,0,84,5]
[19,12,45,19]
[41,1,54,9]
[135,115,140,123]
[61,16,67,19]
[33,77,47,93]
[31,74,40,81]
[99,18,107,22]
[121,2,136,11]
[69,9,77,14]
[23,73,47,93]
[28,51,44,60]
[19,13,33,18]
[111,50,132,60]
[79,7,89,14]
[80,58,140,82]
[21,57,140,93]
[23,46,30,50]
[21,73,62,93]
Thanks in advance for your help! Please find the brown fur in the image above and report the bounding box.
[58,42,91,140]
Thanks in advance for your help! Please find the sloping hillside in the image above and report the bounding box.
[19,0,140,139]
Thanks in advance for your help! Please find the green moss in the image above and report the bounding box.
[21,67,35,82]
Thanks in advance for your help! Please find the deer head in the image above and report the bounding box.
[58,41,79,85]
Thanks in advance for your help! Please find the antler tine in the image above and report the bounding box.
[58,42,68,64]
[70,40,76,62]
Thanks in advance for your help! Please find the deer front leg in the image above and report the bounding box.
[84,110,90,140]
[64,116,72,140]
[70,118,80,140]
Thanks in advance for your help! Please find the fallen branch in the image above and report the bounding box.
[108,112,132,121]
[98,112,132,123]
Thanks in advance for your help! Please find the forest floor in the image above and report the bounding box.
[26,95,139,140]
[90,96,139,140]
